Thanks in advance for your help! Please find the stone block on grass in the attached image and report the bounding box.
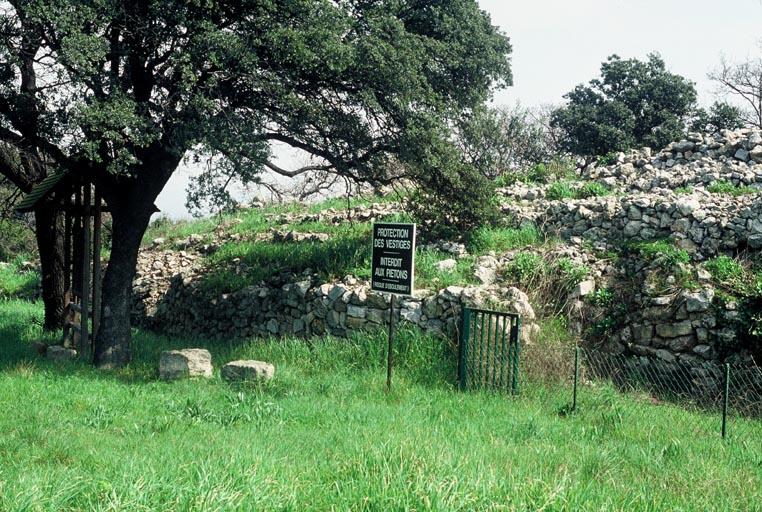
[221,360,275,383]
[160,349,213,380]
[47,345,77,362]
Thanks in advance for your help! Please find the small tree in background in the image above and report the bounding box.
[457,104,561,179]
[709,53,762,129]
[551,54,697,164]
[691,101,746,133]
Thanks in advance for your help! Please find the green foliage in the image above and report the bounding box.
[556,258,590,288]
[0,300,759,510]
[0,257,39,299]
[705,255,745,286]
[576,182,610,199]
[202,226,371,294]
[674,185,694,195]
[596,153,619,167]
[504,252,546,285]
[459,104,560,181]
[587,288,615,307]
[691,101,746,132]
[468,224,543,254]
[706,180,757,196]
[545,181,610,200]
[414,251,476,290]
[0,218,36,262]
[552,54,697,159]
[409,161,500,240]
[633,239,690,266]
[546,181,575,200]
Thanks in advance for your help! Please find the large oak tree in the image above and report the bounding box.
[0,0,511,367]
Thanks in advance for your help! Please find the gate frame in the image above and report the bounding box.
[458,306,521,394]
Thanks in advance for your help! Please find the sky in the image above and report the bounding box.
[156,0,762,219]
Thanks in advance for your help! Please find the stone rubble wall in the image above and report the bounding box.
[133,250,538,344]
[503,191,762,259]
[129,129,762,370]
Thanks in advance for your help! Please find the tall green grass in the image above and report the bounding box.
[0,300,759,510]
[0,257,39,299]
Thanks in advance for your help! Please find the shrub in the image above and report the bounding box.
[556,257,589,289]
[504,251,546,285]
[705,255,745,284]
[587,288,614,307]
[468,224,542,254]
[546,181,575,200]
[576,182,610,198]
[596,153,619,167]
[0,219,36,262]
[633,239,690,266]
[674,185,693,195]
[707,180,757,196]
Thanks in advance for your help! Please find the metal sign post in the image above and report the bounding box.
[371,222,416,391]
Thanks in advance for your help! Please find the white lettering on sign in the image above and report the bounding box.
[376,227,410,238]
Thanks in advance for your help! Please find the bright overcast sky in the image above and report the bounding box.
[156,0,762,219]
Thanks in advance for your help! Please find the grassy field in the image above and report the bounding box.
[0,300,760,511]
[140,195,550,295]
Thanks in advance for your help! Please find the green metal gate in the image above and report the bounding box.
[458,306,521,393]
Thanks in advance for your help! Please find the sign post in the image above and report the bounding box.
[371,222,416,391]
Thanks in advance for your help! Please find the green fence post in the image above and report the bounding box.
[721,362,730,439]
[573,347,580,411]
[511,316,521,396]
[457,307,471,390]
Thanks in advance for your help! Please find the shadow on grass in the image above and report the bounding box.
[0,301,456,391]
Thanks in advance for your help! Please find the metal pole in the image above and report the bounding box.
[722,363,730,439]
[386,293,395,391]
[511,317,521,395]
[457,306,470,390]
[573,347,580,411]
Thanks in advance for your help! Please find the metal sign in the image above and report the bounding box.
[371,222,416,296]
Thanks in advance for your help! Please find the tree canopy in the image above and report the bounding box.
[0,0,512,366]
[551,54,697,161]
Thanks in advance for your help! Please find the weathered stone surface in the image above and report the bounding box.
[160,349,213,380]
[684,288,714,312]
[655,321,693,338]
[436,259,457,272]
[570,279,596,298]
[221,360,275,382]
[47,345,77,362]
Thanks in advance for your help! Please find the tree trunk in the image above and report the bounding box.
[93,205,152,368]
[34,206,66,330]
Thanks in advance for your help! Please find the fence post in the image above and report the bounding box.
[457,307,470,390]
[573,347,580,411]
[511,316,521,395]
[721,363,730,439]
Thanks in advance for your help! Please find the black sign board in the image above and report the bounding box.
[371,222,416,296]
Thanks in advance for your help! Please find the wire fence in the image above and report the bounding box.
[463,338,762,445]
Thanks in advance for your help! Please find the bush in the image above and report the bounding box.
[707,180,757,196]
[467,224,542,254]
[504,251,546,285]
[633,239,690,266]
[0,218,36,262]
[576,182,610,198]
[705,255,745,284]
[546,181,575,200]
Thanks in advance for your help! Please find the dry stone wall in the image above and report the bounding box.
[132,252,538,344]
[131,129,762,371]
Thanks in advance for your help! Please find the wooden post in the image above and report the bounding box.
[63,210,72,294]
[72,188,82,296]
[92,188,102,339]
[80,183,92,362]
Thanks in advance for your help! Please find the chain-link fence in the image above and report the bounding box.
[515,341,762,444]
[461,335,762,444]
